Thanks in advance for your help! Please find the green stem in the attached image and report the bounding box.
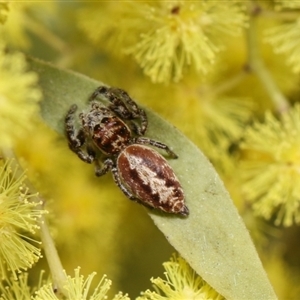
[246,2,290,114]
[38,208,67,294]
[23,14,68,54]
[209,70,248,97]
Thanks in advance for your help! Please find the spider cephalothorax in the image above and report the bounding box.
[65,86,189,216]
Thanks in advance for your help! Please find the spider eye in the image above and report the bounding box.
[102,118,110,124]
[119,126,127,134]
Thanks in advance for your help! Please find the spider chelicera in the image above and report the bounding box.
[65,86,189,216]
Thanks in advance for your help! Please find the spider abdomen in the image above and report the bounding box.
[117,144,189,216]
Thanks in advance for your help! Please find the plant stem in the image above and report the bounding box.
[23,14,68,54]
[210,70,248,97]
[38,206,67,294]
[245,2,290,114]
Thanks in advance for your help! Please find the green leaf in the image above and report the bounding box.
[29,57,277,300]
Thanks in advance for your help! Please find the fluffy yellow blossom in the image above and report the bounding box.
[265,1,300,74]
[240,105,300,226]
[78,1,246,83]
[163,82,252,174]
[34,268,130,300]
[138,255,224,300]
[265,18,300,73]
[0,273,32,300]
[0,159,44,279]
[0,2,32,49]
[0,42,41,148]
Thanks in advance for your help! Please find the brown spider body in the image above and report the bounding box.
[81,104,131,155]
[65,86,189,216]
[118,144,186,214]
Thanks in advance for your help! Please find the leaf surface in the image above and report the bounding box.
[29,57,277,300]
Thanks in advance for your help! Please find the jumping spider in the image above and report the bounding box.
[65,86,189,216]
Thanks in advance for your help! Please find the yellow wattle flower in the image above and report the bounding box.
[0,42,41,148]
[34,268,130,300]
[240,105,300,226]
[0,159,44,279]
[138,255,224,300]
[77,1,246,83]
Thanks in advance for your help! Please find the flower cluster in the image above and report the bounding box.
[0,273,32,300]
[138,255,223,300]
[265,1,300,74]
[240,105,300,226]
[0,268,130,300]
[0,159,44,279]
[34,268,129,300]
[0,41,41,148]
[78,1,246,83]
[265,19,300,74]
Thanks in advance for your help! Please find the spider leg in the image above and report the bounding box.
[109,88,148,135]
[110,163,136,200]
[95,158,137,202]
[65,104,95,163]
[94,158,113,177]
[90,86,148,136]
[134,137,178,158]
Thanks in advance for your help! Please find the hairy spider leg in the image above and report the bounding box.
[108,88,148,135]
[134,137,178,159]
[110,163,136,200]
[90,86,148,136]
[65,104,95,163]
[94,158,114,177]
